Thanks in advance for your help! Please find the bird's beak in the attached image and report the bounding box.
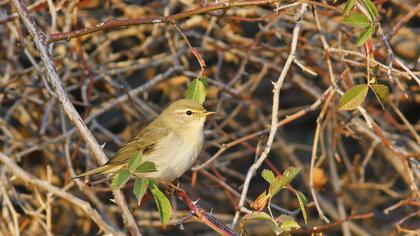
[202,111,215,116]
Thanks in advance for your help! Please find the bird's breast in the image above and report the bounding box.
[141,130,203,181]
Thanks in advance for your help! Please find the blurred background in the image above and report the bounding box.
[0,0,419,235]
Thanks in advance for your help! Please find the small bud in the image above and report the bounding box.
[251,191,269,211]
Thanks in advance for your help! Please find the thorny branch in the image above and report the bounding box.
[177,189,239,236]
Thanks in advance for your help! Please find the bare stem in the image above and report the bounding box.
[0,152,120,235]
[231,3,308,228]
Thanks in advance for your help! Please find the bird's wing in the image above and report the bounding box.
[108,124,170,165]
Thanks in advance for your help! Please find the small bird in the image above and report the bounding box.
[75,99,214,182]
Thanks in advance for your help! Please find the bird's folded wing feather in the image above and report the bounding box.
[108,124,170,164]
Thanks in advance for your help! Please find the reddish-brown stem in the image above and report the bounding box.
[48,0,284,43]
[177,189,239,236]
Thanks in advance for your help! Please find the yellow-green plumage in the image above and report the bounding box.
[74,99,213,181]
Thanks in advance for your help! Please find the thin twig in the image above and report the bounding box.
[0,152,120,235]
[309,92,334,224]
[0,0,48,24]
[231,3,308,228]
[0,181,20,236]
[387,3,420,39]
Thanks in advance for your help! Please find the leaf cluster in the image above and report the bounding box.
[342,0,379,46]
[241,167,307,235]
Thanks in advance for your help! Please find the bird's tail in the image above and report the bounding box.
[73,163,124,179]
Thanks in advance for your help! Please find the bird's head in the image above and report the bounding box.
[159,99,214,130]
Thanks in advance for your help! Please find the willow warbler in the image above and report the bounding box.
[75,99,214,181]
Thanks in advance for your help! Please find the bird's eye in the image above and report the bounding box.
[186,110,193,115]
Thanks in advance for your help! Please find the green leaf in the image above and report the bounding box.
[262,169,276,184]
[133,178,149,206]
[339,84,369,110]
[280,220,300,231]
[241,211,272,222]
[271,222,283,235]
[150,182,172,225]
[200,76,208,88]
[296,191,308,225]
[355,26,373,47]
[135,161,157,173]
[269,166,302,196]
[370,84,389,103]
[343,0,356,16]
[241,212,288,235]
[240,212,275,233]
[185,77,208,105]
[362,0,378,20]
[128,151,142,173]
[342,13,371,28]
[111,170,130,190]
[276,215,301,231]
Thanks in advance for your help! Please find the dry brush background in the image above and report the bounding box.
[0,0,419,235]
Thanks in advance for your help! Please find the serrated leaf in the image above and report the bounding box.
[355,26,373,47]
[269,166,302,197]
[296,191,308,224]
[185,77,208,105]
[241,212,285,235]
[362,0,378,20]
[135,161,157,173]
[150,182,172,225]
[128,151,142,173]
[370,84,389,103]
[241,211,272,222]
[343,0,356,16]
[111,170,130,190]
[133,178,149,206]
[240,212,274,231]
[339,84,369,110]
[281,220,300,231]
[342,14,371,28]
[276,215,301,231]
[262,169,276,184]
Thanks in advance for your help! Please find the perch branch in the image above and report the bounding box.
[177,189,239,236]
